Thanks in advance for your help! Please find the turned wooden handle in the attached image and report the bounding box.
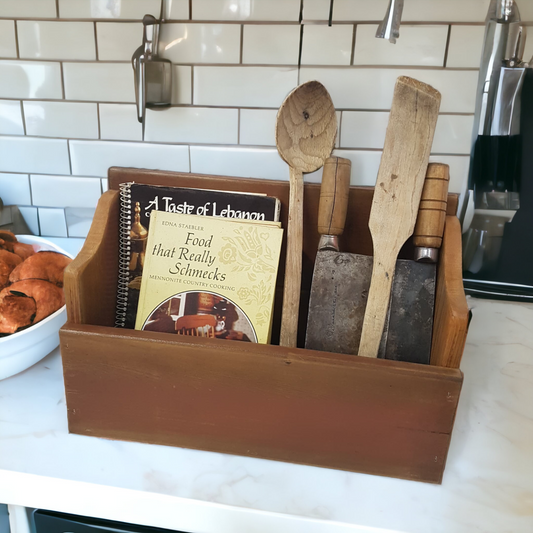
[413,163,450,250]
[279,167,304,348]
[317,157,351,236]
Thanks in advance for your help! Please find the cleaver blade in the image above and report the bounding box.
[306,163,450,362]
[378,162,450,364]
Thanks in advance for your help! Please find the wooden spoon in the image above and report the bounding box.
[275,81,337,347]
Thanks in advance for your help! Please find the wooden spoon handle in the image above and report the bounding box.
[279,167,304,347]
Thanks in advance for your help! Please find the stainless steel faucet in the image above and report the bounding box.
[375,0,404,44]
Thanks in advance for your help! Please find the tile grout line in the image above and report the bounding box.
[59,62,66,99]
[0,17,497,25]
[239,24,244,64]
[0,57,480,70]
[14,20,20,59]
[350,24,357,66]
[19,100,27,135]
[94,22,99,61]
[66,140,73,175]
[191,66,194,105]
[443,24,452,68]
[96,103,101,140]
[55,0,60,18]
[189,0,193,20]
[237,108,241,144]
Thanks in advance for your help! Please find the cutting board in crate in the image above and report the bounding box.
[60,167,468,484]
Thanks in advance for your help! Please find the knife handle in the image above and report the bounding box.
[317,157,351,236]
[413,163,450,251]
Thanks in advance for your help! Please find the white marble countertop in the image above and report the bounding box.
[1,296,532,533]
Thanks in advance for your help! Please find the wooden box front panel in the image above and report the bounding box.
[61,324,462,484]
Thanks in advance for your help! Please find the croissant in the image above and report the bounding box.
[0,292,37,334]
[13,242,36,260]
[0,250,23,289]
[1,279,64,324]
[9,251,72,287]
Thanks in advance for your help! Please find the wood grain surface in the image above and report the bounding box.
[317,157,351,236]
[358,77,441,359]
[275,81,337,348]
[430,216,470,368]
[61,322,463,484]
[413,163,450,250]
[60,168,468,483]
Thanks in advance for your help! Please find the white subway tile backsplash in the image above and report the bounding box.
[58,0,161,19]
[0,136,70,174]
[447,25,485,68]
[99,104,142,141]
[96,22,142,61]
[354,24,448,67]
[0,21,17,59]
[17,21,96,61]
[306,149,383,186]
[299,68,478,113]
[521,5,533,22]
[18,206,39,234]
[194,66,298,107]
[23,101,99,139]
[38,207,67,237]
[65,207,95,238]
[243,25,300,65]
[145,107,238,144]
[0,101,24,136]
[160,23,240,64]
[31,174,102,208]
[432,115,474,155]
[402,0,490,22]
[165,0,189,20]
[301,24,353,66]
[190,146,289,180]
[0,61,62,100]
[333,0,391,22]
[239,109,277,146]
[192,0,300,21]
[302,0,331,21]
[0,0,57,18]
[63,63,135,103]
[69,140,190,177]
[172,66,192,104]
[341,111,389,149]
[0,173,31,205]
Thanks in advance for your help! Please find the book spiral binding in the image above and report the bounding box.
[116,182,132,327]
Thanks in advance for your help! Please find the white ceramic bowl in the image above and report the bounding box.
[0,235,73,380]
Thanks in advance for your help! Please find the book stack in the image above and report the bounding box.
[116,182,283,344]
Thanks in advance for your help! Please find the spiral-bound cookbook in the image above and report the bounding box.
[116,182,281,329]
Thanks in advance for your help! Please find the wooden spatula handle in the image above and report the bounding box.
[279,167,304,347]
[318,157,351,236]
[413,163,450,250]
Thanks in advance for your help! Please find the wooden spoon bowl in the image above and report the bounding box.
[275,81,337,347]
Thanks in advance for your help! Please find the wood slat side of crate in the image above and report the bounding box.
[60,323,463,484]
[430,216,470,368]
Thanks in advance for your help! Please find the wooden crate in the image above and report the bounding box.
[60,167,469,484]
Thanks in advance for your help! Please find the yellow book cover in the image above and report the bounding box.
[134,210,283,344]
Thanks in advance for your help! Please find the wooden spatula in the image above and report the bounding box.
[357,76,441,359]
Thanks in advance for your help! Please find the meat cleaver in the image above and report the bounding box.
[305,162,449,364]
